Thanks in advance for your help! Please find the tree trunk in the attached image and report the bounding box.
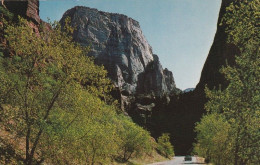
[26,89,61,165]
[25,126,31,164]
[234,128,241,165]
[28,129,43,165]
[1,0,7,9]
[91,148,96,165]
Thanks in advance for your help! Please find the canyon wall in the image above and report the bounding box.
[196,0,240,91]
[2,0,240,155]
[149,0,240,155]
[60,6,180,113]
[3,0,40,24]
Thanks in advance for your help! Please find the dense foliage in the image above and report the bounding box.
[157,133,174,158]
[0,6,14,20]
[0,14,154,164]
[194,0,260,164]
[118,115,153,161]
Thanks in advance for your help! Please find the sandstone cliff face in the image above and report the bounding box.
[60,6,178,107]
[3,0,40,24]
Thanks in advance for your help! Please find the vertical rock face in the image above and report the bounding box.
[196,0,240,91]
[3,0,40,24]
[150,0,241,155]
[60,6,177,102]
[137,55,178,96]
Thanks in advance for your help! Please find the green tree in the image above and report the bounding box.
[0,17,112,164]
[194,113,232,164]
[118,116,153,161]
[195,0,260,164]
[157,133,174,158]
[0,5,14,20]
[0,15,158,165]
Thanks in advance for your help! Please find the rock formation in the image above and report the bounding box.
[60,6,179,111]
[2,0,40,24]
[148,0,241,155]
[1,0,240,155]
[196,0,240,91]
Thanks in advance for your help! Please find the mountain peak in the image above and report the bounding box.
[60,6,178,111]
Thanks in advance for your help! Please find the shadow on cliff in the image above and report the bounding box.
[146,90,205,155]
[144,0,241,155]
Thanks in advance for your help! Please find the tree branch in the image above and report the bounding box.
[28,87,62,164]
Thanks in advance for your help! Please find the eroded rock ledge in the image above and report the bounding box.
[3,0,40,24]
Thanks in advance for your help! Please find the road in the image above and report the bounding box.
[148,156,207,165]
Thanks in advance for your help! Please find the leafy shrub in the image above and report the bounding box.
[0,6,14,20]
[157,133,174,158]
[194,113,232,164]
[118,116,153,161]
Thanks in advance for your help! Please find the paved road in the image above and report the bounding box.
[148,156,206,165]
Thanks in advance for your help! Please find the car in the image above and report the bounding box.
[184,155,192,161]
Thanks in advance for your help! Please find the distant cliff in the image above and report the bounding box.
[60,6,179,112]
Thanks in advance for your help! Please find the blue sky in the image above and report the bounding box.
[40,0,221,90]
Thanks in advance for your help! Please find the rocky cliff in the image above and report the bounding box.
[149,0,241,155]
[1,0,240,155]
[196,0,240,91]
[2,0,40,24]
[60,6,179,111]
